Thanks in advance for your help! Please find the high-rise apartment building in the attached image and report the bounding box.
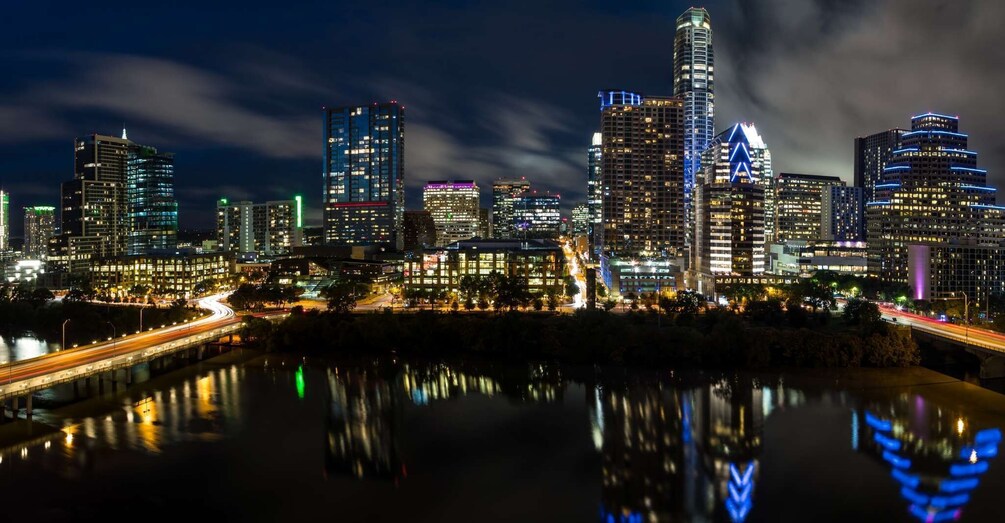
[23,206,56,259]
[491,178,530,239]
[217,198,303,256]
[854,129,905,206]
[598,90,685,258]
[323,103,404,248]
[693,124,771,286]
[572,203,589,238]
[127,144,178,254]
[867,113,1005,282]
[673,7,714,249]
[821,186,864,242]
[0,190,8,254]
[423,180,481,247]
[513,193,561,239]
[774,173,843,242]
[587,132,603,257]
[58,133,132,271]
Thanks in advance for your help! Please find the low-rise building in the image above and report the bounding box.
[404,239,565,296]
[91,251,234,298]
[600,257,680,296]
[908,241,1005,310]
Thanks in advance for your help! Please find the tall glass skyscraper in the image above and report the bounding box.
[854,128,906,207]
[674,7,714,249]
[0,190,9,255]
[423,180,481,247]
[323,102,405,249]
[491,178,530,239]
[587,132,602,260]
[23,205,56,259]
[127,144,178,254]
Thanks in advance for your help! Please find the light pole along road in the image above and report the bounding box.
[0,294,239,393]
[879,304,1005,354]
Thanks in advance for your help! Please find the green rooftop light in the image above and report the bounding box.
[294,195,303,228]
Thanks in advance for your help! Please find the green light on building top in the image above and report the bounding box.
[295,195,303,228]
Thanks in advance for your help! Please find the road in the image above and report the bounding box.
[879,305,1005,353]
[0,294,239,388]
[563,241,587,309]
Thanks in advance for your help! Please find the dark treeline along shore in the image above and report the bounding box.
[240,302,919,369]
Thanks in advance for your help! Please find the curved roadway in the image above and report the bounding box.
[880,305,1005,354]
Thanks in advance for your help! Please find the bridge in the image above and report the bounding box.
[0,294,244,418]
[880,305,1005,379]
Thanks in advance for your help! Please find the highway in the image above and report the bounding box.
[0,294,238,389]
[879,305,1005,354]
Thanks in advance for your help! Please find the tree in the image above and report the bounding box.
[564,276,579,299]
[532,297,544,311]
[322,282,358,314]
[844,298,882,327]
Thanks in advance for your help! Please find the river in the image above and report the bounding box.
[1,351,1004,522]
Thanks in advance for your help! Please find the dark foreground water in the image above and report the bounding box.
[1,351,1005,523]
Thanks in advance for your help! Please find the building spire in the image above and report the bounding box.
[121,125,128,140]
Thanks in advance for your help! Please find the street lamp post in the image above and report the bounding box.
[106,322,116,349]
[62,319,71,351]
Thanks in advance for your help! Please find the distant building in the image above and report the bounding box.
[601,257,680,297]
[854,128,905,207]
[478,207,490,239]
[768,241,868,277]
[402,210,436,252]
[774,173,843,242]
[598,90,685,258]
[23,206,56,259]
[821,186,864,242]
[0,190,9,254]
[127,143,178,254]
[587,132,603,259]
[404,239,565,297]
[909,242,1005,309]
[90,251,234,298]
[491,178,530,239]
[422,180,480,247]
[323,102,404,248]
[513,193,561,239]
[867,113,1005,283]
[572,203,589,238]
[216,198,303,256]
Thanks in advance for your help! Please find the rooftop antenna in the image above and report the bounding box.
[121,124,128,140]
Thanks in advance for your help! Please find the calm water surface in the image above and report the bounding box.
[1,351,1005,522]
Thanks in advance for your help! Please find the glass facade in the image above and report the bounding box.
[217,199,302,256]
[821,186,865,242]
[0,190,8,254]
[127,145,178,255]
[774,173,843,242]
[403,239,565,296]
[674,7,714,249]
[423,180,481,247]
[23,205,56,259]
[491,178,530,239]
[855,129,906,206]
[513,193,561,240]
[323,103,404,248]
[587,132,602,259]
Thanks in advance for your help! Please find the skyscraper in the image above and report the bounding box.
[127,144,178,254]
[58,133,132,272]
[0,190,8,255]
[693,124,771,288]
[854,128,905,206]
[821,186,864,242]
[598,90,685,258]
[674,7,714,249]
[491,178,530,239]
[217,198,303,256]
[572,203,590,238]
[774,173,843,242]
[867,113,1005,282]
[513,193,561,239]
[587,132,603,258]
[23,206,56,259]
[423,180,480,247]
[323,102,404,248]
[402,210,436,252]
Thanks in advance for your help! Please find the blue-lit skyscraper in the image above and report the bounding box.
[587,131,602,260]
[127,143,178,254]
[674,7,714,250]
[323,102,404,249]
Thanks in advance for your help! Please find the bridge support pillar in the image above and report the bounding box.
[11,396,17,418]
[125,367,132,385]
[198,345,205,360]
[25,395,32,418]
[980,355,1005,380]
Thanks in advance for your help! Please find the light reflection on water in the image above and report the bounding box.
[0,358,1003,522]
[0,336,59,362]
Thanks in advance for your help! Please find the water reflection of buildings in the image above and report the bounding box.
[857,394,1001,522]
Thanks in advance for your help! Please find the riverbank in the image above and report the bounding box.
[245,308,919,368]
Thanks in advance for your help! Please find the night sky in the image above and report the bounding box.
[1,0,1003,233]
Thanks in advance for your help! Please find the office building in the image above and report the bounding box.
[867,113,1005,283]
[479,207,490,239]
[513,193,561,239]
[58,133,132,272]
[422,180,480,247]
[491,178,530,239]
[402,210,436,252]
[821,186,864,242]
[572,203,589,238]
[0,190,8,254]
[908,242,1005,311]
[587,132,603,257]
[598,90,685,258]
[323,102,404,248]
[23,205,56,259]
[774,173,843,242]
[127,144,178,254]
[91,251,234,298]
[693,124,772,292]
[216,198,303,256]
[673,7,715,249]
[855,128,906,206]
[404,239,565,297]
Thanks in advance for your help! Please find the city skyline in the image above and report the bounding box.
[1,1,1002,233]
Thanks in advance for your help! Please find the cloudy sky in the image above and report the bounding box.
[1,0,1002,232]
